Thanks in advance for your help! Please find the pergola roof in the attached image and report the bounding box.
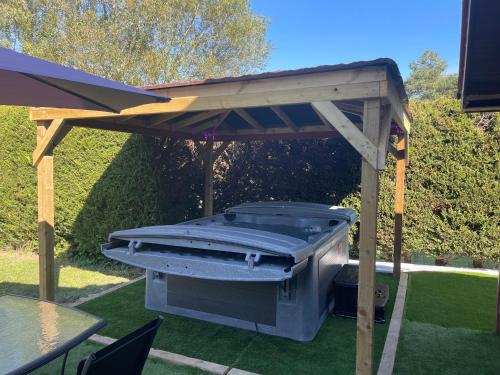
[30,58,410,144]
[30,58,411,374]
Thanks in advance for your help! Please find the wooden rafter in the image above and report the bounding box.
[234,109,265,131]
[172,110,225,129]
[192,111,231,134]
[148,112,185,127]
[311,101,379,169]
[270,106,299,132]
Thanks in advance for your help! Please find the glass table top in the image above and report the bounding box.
[0,295,105,375]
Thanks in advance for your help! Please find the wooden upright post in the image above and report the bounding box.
[37,122,55,301]
[393,134,406,278]
[356,99,381,375]
[203,139,215,216]
[496,262,499,335]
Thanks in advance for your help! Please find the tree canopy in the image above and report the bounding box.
[404,50,458,100]
[0,0,270,85]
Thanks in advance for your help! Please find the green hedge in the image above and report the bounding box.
[0,99,498,263]
[0,106,163,259]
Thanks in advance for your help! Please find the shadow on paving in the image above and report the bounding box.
[78,274,397,375]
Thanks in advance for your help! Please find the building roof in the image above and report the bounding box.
[458,0,500,111]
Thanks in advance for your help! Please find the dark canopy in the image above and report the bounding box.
[458,0,500,111]
[0,47,169,112]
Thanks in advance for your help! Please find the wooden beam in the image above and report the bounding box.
[234,109,265,131]
[37,123,55,301]
[496,262,500,334]
[192,111,231,134]
[30,80,385,121]
[393,134,406,278]
[387,80,411,134]
[203,139,215,216]
[270,106,299,132]
[32,119,68,166]
[356,99,381,375]
[214,141,231,160]
[311,104,335,130]
[388,143,398,158]
[69,119,194,139]
[311,101,379,169]
[377,105,393,168]
[154,66,387,98]
[196,130,341,142]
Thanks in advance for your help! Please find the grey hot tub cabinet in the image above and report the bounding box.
[102,201,357,341]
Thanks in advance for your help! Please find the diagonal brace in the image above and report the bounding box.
[33,119,70,166]
[311,101,378,169]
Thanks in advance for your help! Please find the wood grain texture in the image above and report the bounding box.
[393,135,406,278]
[311,101,378,169]
[37,123,55,301]
[356,99,381,375]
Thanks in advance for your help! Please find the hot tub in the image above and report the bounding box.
[101,201,357,341]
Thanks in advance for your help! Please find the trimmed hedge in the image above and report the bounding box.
[0,99,498,263]
[0,106,162,258]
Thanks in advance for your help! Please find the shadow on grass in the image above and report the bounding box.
[78,273,396,375]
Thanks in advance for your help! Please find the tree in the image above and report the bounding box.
[0,0,270,85]
[405,50,458,100]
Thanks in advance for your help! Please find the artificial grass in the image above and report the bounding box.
[394,271,500,375]
[31,340,208,375]
[395,321,500,375]
[0,251,137,302]
[79,273,398,374]
[405,271,498,331]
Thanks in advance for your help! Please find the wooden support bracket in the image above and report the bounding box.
[311,101,379,169]
[33,119,70,167]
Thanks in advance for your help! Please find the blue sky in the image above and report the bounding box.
[250,0,461,78]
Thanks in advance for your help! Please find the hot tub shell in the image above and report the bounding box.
[102,202,357,341]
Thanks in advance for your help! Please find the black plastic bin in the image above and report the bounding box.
[333,264,389,323]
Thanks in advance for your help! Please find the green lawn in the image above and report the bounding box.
[395,272,500,375]
[0,251,206,375]
[0,251,139,302]
[79,273,398,375]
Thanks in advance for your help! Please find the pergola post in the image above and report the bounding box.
[37,122,55,301]
[496,262,499,334]
[393,134,406,278]
[356,99,381,375]
[203,139,215,216]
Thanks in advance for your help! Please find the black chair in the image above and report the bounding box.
[76,316,163,375]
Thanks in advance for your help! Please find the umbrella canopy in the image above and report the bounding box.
[0,47,169,112]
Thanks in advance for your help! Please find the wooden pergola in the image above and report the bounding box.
[29,58,410,374]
